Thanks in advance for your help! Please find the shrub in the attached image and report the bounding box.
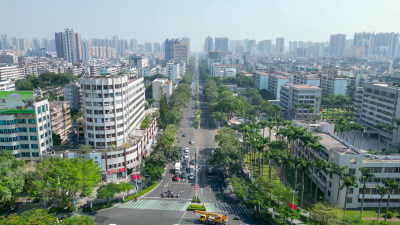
[187,204,206,211]
[192,195,201,203]
[387,211,394,219]
[123,181,159,203]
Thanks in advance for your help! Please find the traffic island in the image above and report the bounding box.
[187,204,206,211]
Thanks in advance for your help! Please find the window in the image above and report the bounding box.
[46,104,48,111]
[350,157,357,164]
[39,118,42,122]
[86,101,92,106]
[346,197,353,203]
[349,168,356,175]
[28,119,35,124]
[86,109,92,114]
[17,119,26,124]
[40,134,44,139]
[29,128,37,132]
[41,142,44,147]
[43,116,46,121]
[42,105,45,112]
[21,152,31,157]
[31,144,38,149]
[20,136,28,140]
[44,124,47,129]
[40,126,43,131]
[32,152,39,157]
[30,136,38,140]
[349,188,354,194]
[37,107,41,114]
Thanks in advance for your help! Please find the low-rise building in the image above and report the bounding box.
[166,62,180,83]
[0,66,24,80]
[63,81,82,109]
[355,82,400,147]
[280,84,322,120]
[267,75,290,99]
[210,63,237,77]
[320,74,348,96]
[0,52,18,65]
[253,71,269,90]
[294,120,400,209]
[0,80,16,91]
[152,78,173,102]
[49,101,72,143]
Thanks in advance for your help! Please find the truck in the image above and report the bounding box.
[174,161,181,174]
[193,210,228,225]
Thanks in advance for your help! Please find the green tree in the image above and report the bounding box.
[52,131,62,146]
[29,157,102,207]
[383,178,399,221]
[359,167,375,217]
[0,150,26,208]
[96,183,120,205]
[62,215,94,225]
[159,94,168,127]
[376,185,388,221]
[341,173,358,215]
[78,144,92,154]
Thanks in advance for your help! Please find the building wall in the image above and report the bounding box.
[49,101,72,143]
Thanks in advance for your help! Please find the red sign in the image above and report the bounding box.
[107,168,126,175]
[132,174,140,180]
[289,203,297,210]
[194,184,199,190]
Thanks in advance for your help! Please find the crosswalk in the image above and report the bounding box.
[120,199,253,214]
[204,203,253,214]
[120,199,191,211]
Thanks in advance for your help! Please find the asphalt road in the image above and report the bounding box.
[93,59,265,225]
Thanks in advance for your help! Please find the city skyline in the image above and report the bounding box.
[2,0,400,51]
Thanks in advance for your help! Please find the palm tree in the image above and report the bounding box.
[376,122,386,151]
[335,166,348,206]
[384,124,395,152]
[383,178,399,221]
[298,159,310,208]
[376,185,388,221]
[359,125,367,150]
[341,173,358,215]
[359,167,375,217]
[313,158,326,203]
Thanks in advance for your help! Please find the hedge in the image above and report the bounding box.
[123,181,159,203]
[187,204,206,211]
[192,195,201,203]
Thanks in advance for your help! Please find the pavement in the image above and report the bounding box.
[92,59,269,225]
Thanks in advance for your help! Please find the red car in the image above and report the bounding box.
[173,174,180,181]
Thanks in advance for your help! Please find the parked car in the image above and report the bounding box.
[182,159,188,165]
[134,179,142,184]
[182,132,187,137]
[190,140,194,145]
[211,149,215,155]
[190,159,195,165]
[208,168,213,175]
[181,172,187,179]
[184,153,189,159]
[182,164,187,172]
[173,174,180,181]
[179,147,183,151]
[188,172,195,180]
[184,147,190,153]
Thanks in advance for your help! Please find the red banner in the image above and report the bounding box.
[107,168,126,175]
[132,174,140,180]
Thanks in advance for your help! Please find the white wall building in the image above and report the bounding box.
[0,66,24,81]
[81,75,145,148]
[280,84,322,120]
[166,62,180,83]
[210,63,237,77]
[0,80,16,91]
[0,98,53,160]
[152,78,173,102]
[63,81,82,109]
[253,71,270,90]
[321,74,348,96]
[267,75,290,99]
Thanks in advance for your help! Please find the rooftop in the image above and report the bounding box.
[291,84,321,89]
[314,133,359,155]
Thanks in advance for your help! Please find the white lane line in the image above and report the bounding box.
[177,211,187,224]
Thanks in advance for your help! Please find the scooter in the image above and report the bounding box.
[176,193,180,198]
[234,214,241,220]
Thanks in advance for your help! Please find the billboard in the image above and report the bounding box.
[0,91,35,114]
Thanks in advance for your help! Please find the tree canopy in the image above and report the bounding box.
[15,72,77,90]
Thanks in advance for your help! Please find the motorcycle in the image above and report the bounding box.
[176,193,180,198]
[234,214,240,220]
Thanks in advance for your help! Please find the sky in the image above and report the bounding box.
[1,0,400,52]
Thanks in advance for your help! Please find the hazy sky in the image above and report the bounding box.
[1,0,400,51]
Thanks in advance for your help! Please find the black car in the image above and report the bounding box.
[182,159,188,165]
[182,165,187,172]
[181,172,187,179]
[179,147,183,151]
[190,159,195,165]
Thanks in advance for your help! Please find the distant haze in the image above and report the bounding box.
[1,0,400,51]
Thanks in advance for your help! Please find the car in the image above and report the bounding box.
[173,174,180,181]
[184,153,189,159]
[182,132,187,137]
[190,159,195,165]
[182,159,188,165]
[211,149,215,155]
[179,147,183,151]
[182,165,187,172]
[180,151,183,156]
[190,140,194,145]
[184,147,189,153]
[208,168,213,174]
[181,172,187,179]
[188,172,195,180]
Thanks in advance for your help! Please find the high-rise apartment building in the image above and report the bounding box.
[353,32,374,57]
[275,37,285,55]
[81,75,145,149]
[164,38,190,64]
[54,29,82,64]
[373,32,399,57]
[258,40,272,56]
[204,36,213,52]
[245,39,256,54]
[214,37,229,53]
[63,81,82,109]
[130,39,138,53]
[329,34,346,56]
[144,42,152,53]
[153,42,161,53]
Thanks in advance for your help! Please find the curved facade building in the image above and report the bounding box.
[81,75,145,149]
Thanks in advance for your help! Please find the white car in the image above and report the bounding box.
[184,153,189,159]
[190,140,194,145]
[184,147,190,153]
